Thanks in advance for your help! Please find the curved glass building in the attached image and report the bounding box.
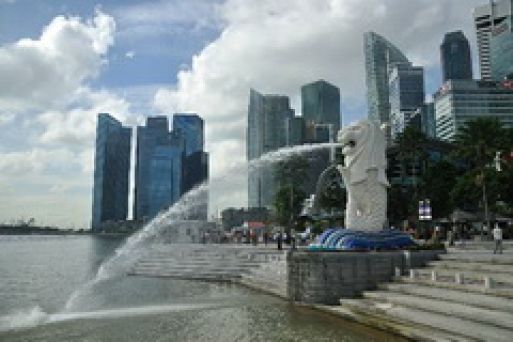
[364,32,409,127]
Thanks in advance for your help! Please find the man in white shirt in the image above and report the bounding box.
[493,223,503,255]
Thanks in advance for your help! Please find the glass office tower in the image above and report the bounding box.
[247,89,294,208]
[364,31,410,128]
[92,113,131,231]
[491,15,513,80]
[388,62,425,139]
[440,31,473,82]
[134,116,184,221]
[301,80,341,134]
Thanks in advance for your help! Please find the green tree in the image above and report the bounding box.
[420,160,458,219]
[393,127,428,220]
[273,155,309,226]
[452,118,508,228]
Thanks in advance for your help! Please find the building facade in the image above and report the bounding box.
[247,89,294,208]
[134,116,185,220]
[491,14,513,80]
[301,80,341,134]
[172,114,204,156]
[364,31,410,128]
[474,0,513,80]
[434,79,513,141]
[388,62,425,139]
[440,31,473,82]
[91,113,131,231]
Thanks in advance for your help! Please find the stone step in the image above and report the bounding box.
[428,260,513,274]
[135,261,262,268]
[379,282,513,313]
[439,252,513,265]
[131,265,253,274]
[339,298,513,342]
[363,290,513,330]
[128,270,241,281]
[396,277,513,299]
[414,267,513,285]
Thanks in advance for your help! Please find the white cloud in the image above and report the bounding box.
[0,10,135,228]
[154,0,484,210]
[125,50,135,58]
[0,9,115,111]
[0,111,15,126]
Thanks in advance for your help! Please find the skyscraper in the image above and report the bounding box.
[301,80,341,134]
[173,114,209,220]
[474,0,513,80]
[364,31,410,128]
[92,113,131,231]
[172,114,204,156]
[388,62,425,139]
[440,31,473,82]
[434,79,513,141]
[134,116,185,220]
[247,89,294,208]
[491,11,513,80]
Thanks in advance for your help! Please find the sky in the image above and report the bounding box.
[0,0,486,228]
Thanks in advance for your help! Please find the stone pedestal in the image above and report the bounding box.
[287,249,442,304]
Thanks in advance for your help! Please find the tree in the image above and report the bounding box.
[453,118,508,229]
[392,127,429,221]
[420,160,458,219]
[273,155,309,227]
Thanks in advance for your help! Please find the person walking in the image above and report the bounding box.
[493,223,503,255]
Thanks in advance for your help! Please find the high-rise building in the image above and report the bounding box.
[174,114,209,220]
[92,113,131,231]
[440,31,473,82]
[491,12,513,80]
[172,114,204,156]
[434,79,513,141]
[364,31,410,128]
[474,0,513,80]
[301,80,341,134]
[388,62,425,139]
[247,89,294,208]
[134,116,185,220]
[285,117,304,146]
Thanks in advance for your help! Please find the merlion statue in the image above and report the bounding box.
[337,120,389,231]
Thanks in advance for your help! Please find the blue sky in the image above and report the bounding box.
[0,0,485,228]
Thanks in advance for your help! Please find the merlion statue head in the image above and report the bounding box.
[337,120,389,186]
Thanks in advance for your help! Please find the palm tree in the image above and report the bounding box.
[453,117,507,233]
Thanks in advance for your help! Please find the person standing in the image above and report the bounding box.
[493,223,503,255]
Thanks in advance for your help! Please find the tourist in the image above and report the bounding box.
[493,223,503,255]
[277,231,282,250]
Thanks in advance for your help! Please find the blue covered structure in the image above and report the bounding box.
[310,228,415,251]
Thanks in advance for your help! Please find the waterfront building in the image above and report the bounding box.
[388,62,425,140]
[474,0,513,80]
[364,31,410,129]
[172,114,204,156]
[440,31,473,82]
[434,79,513,141]
[491,11,513,80]
[91,113,131,231]
[285,116,304,146]
[134,116,185,220]
[409,103,436,139]
[247,89,294,208]
[301,80,341,134]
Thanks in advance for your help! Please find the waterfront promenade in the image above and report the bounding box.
[129,241,513,341]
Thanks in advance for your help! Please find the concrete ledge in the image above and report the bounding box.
[287,250,443,304]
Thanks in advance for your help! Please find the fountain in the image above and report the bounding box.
[63,142,338,312]
[310,119,415,250]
